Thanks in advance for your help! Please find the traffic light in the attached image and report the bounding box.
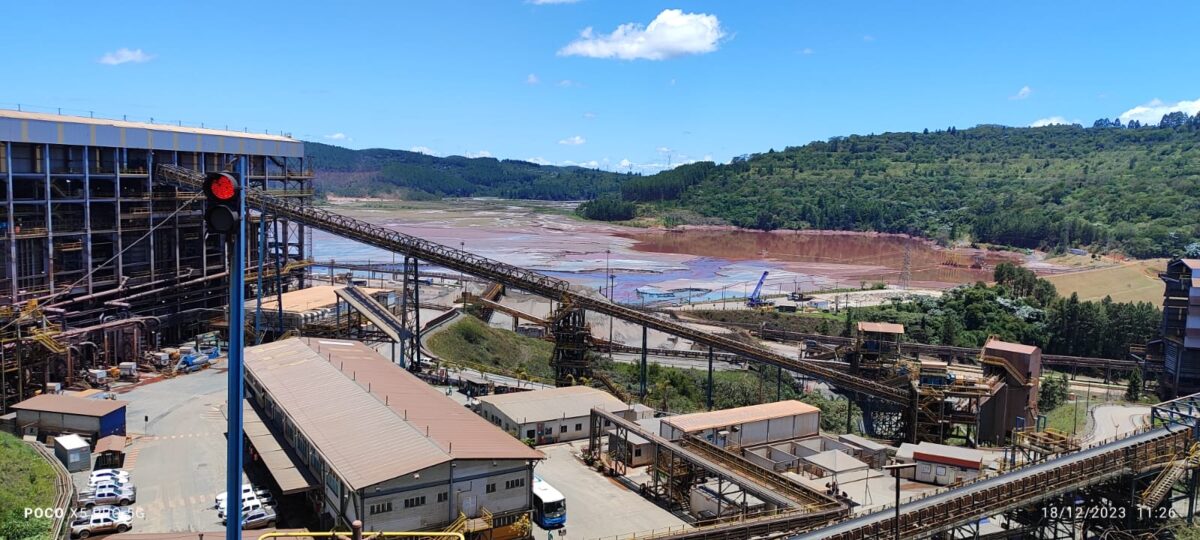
[203,172,241,236]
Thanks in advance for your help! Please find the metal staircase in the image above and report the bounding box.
[1140,442,1200,509]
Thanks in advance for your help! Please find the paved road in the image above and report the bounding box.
[1087,404,1151,443]
[532,442,688,539]
[108,362,246,533]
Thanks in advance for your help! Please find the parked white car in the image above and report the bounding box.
[89,469,131,483]
[87,475,132,489]
[214,484,261,508]
[240,507,277,530]
[219,496,274,521]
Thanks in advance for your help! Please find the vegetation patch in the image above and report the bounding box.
[0,431,57,540]
[428,317,555,382]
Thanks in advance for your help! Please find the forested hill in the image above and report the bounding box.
[606,119,1200,258]
[305,142,625,200]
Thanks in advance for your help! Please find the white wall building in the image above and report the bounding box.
[245,338,543,536]
[660,400,820,449]
[477,386,628,445]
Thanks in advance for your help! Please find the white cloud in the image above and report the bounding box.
[557,79,581,87]
[99,48,154,65]
[559,135,586,145]
[862,35,875,42]
[582,112,597,119]
[526,157,552,165]
[324,133,348,141]
[558,9,725,61]
[1118,97,1200,125]
[618,158,634,168]
[1010,85,1033,100]
[528,0,580,4]
[800,47,814,55]
[526,73,540,85]
[410,146,437,155]
[465,150,493,158]
[1029,116,1076,127]
[656,146,671,153]
[562,159,600,168]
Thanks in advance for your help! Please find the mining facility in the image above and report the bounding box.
[0,110,312,413]
[4,109,1200,539]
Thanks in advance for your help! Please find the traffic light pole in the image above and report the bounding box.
[226,161,247,540]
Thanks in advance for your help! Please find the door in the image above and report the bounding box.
[461,494,477,518]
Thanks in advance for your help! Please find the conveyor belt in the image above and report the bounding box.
[333,284,412,343]
[788,426,1192,540]
[157,164,913,411]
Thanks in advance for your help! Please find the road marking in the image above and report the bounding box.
[123,448,141,470]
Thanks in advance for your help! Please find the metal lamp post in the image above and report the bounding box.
[882,463,917,540]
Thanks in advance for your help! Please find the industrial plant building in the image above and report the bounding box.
[244,338,543,536]
[0,109,312,413]
[1160,259,1200,397]
[895,441,987,485]
[476,385,628,444]
[11,392,127,440]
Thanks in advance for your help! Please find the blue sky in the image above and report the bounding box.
[4,1,1199,172]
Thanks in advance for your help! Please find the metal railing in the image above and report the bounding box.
[28,441,75,540]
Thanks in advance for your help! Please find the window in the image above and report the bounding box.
[505,478,525,490]
[634,448,642,457]
[437,492,448,503]
[919,464,931,474]
[575,423,583,432]
[486,483,496,494]
[369,501,393,515]
[526,430,535,439]
[403,496,426,509]
[604,420,611,427]
[560,425,567,434]
[935,466,947,476]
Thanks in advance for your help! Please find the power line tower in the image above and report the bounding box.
[900,244,912,291]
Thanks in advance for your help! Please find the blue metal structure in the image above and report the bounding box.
[746,271,771,307]
[225,160,247,540]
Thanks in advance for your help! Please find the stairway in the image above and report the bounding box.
[1140,442,1200,509]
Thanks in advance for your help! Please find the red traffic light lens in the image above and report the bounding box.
[208,175,237,200]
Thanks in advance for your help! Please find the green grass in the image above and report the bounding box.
[428,316,555,382]
[1041,400,1095,435]
[0,431,57,540]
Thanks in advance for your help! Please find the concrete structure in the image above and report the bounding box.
[247,284,388,331]
[0,109,312,412]
[245,338,543,536]
[54,432,90,472]
[477,386,628,444]
[660,400,820,449]
[895,442,986,486]
[11,393,126,440]
[1160,259,1200,397]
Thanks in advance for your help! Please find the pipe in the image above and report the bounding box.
[120,271,229,302]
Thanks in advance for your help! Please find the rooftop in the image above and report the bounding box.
[984,338,1039,356]
[803,449,869,474]
[55,433,89,450]
[13,394,128,417]
[857,321,905,335]
[663,400,820,434]
[837,433,889,452]
[245,338,541,491]
[93,435,127,454]
[0,109,296,142]
[247,284,384,314]
[478,386,628,424]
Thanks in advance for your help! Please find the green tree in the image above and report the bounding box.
[1038,372,1069,411]
[1126,366,1142,402]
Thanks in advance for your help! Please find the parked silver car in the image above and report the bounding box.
[240,507,277,530]
[78,485,137,508]
[70,508,133,538]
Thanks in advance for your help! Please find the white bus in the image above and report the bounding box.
[531,476,566,528]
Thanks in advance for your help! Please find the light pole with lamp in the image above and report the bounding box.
[882,463,917,540]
